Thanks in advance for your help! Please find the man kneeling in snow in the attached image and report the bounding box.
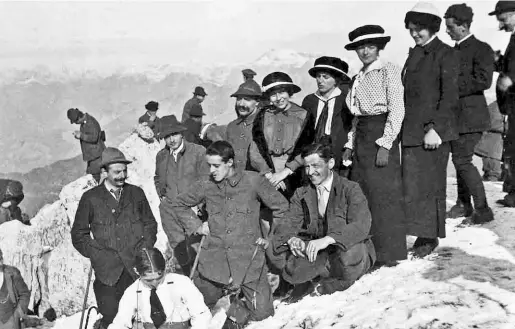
[270,141,376,303]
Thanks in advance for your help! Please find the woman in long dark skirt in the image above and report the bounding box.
[401,2,459,258]
[344,25,407,266]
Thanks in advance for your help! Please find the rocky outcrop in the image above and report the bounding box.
[0,127,169,318]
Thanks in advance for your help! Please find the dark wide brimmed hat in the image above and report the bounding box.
[308,56,350,81]
[345,25,391,51]
[489,1,515,16]
[231,80,262,98]
[242,68,257,77]
[145,101,159,112]
[67,108,84,124]
[159,115,187,138]
[193,86,207,96]
[101,147,132,168]
[261,72,301,95]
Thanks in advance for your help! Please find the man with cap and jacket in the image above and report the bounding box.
[444,3,495,223]
[490,0,515,207]
[183,103,211,147]
[138,101,160,138]
[242,68,257,82]
[67,108,106,183]
[71,147,158,329]
[225,80,263,171]
[0,179,28,226]
[155,115,209,276]
[182,86,207,123]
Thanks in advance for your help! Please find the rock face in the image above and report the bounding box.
[0,129,169,317]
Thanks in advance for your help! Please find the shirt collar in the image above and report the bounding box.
[422,35,437,47]
[317,171,334,193]
[171,141,185,155]
[104,179,122,193]
[457,33,473,45]
[220,169,243,187]
[360,58,384,75]
[315,86,342,102]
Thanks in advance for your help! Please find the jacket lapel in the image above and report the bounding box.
[303,185,319,225]
[99,185,121,214]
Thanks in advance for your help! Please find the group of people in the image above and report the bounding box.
[2,1,515,329]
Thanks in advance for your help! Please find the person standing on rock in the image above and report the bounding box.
[401,2,460,258]
[0,180,29,226]
[270,141,375,303]
[0,247,30,329]
[489,1,515,208]
[444,4,495,224]
[170,141,289,329]
[138,101,161,138]
[67,108,106,183]
[182,86,207,123]
[155,115,209,276]
[71,147,158,329]
[225,80,263,171]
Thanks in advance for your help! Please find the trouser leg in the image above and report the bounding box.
[93,268,135,328]
[86,157,102,183]
[193,274,225,309]
[483,157,503,179]
[451,133,488,209]
[316,242,372,295]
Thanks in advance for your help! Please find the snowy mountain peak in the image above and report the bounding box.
[253,48,316,68]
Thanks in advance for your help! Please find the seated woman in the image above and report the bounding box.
[108,248,211,329]
[0,247,30,329]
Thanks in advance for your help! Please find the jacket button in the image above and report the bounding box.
[112,209,116,213]
[227,230,231,234]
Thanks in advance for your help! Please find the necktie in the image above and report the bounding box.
[454,43,459,50]
[315,101,329,142]
[110,189,121,202]
[150,288,167,328]
[317,186,326,217]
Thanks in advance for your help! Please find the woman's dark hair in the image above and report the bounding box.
[314,69,344,85]
[265,86,295,98]
[135,247,166,275]
[301,136,334,162]
[444,4,473,28]
[206,140,235,164]
[404,12,442,34]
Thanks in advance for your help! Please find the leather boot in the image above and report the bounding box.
[471,207,495,224]
[412,237,439,258]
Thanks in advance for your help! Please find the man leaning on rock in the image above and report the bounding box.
[71,147,158,329]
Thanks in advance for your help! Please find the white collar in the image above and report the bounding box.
[457,33,473,45]
[360,58,384,75]
[422,35,437,47]
[315,87,341,102]
[104,179,122,193]
[171,141,184,155]
[317,171,334,193]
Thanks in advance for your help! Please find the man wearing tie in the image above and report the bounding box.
[444,3,495,223]
[71,147,158,329]
[270,141,375,303]
[489,1,515,207]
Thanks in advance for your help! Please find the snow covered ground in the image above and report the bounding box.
[44,178,515,329]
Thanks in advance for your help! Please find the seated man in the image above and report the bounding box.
[138,101,160,138]
[0,179,28,226]
[270,141,376,303]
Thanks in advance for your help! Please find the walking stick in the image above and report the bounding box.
[189,235,206,280]
[79,265,93,329]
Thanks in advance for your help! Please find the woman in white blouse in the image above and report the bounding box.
[344,24,407,267]
[108,248,211,329]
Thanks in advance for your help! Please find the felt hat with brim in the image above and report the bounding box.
[345,25,391,51]
[231,80,262,98]
[189,103,206,117]
[145,101,159,112]
[67,108,83,124]
[489,1,515,16]
[262,72,301,95]
[159,115,188,138]
[101,147,132,167]
[194,86,207,96]
[308,56,350,81]
[242,68,257,77]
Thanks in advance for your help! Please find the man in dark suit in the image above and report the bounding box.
[444,4,495,224]
[182,86,207,123]
[67,108,106,183]
[71,147,158,329]
[489,1,515,207]
[270,141,375,303]
[302,56,354,176]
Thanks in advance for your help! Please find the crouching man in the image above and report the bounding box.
[170,141,289,329]
[270,142,376,303]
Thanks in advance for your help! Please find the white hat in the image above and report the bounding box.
[409,1,440,17]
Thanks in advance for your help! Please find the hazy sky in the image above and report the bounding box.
[0,0,509,71]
